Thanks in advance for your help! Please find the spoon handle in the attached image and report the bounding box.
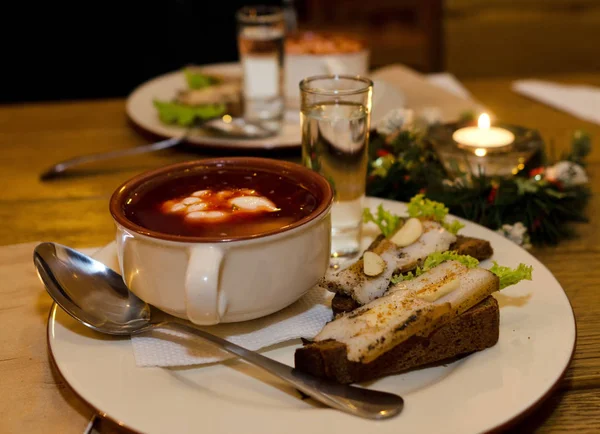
[165,321,403,420]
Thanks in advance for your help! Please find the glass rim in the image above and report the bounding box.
[236,5,284,23]
[299,74,374,96]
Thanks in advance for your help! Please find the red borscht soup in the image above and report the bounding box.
[122,166,319,239]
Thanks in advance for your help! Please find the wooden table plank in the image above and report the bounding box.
[0,98,300,203]
[0,243,94,434]
[506,388,600,433]
[0,198,114,248]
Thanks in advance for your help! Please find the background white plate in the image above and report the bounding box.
[125,63,406,151]
[47,197,576,434]
[126,63,303,150]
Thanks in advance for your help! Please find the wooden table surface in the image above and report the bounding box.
[1,72,600,433]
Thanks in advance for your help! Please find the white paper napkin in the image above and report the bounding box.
[512,79,600,125]
[131,285,334,367]
[426,72,473,100]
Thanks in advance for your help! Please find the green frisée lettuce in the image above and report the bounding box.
[406,194,448,222]
[153,68,225,126]
[390,251,479,283]
[442,219,466,235]
[422,251,480,270]
[153,100,226,127]
[363,194,465,238]
[489,261,534,289]
[184,68,221,89]
[390,251,533,289]
[362,204,403,237]
[406,194,465,235]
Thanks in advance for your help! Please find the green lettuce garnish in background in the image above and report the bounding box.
[489,261,533,289]
[153,100,226,127]
[184,68,221,89]
[407,193,448,221]
[390,251,533,289]
[362,204,403,237]
[442,219,466,235]
[406,194,465,235]
[363,195,464,237]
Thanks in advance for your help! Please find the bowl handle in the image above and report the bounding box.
[184,245,226,325]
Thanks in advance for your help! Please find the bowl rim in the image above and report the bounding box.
[109,157,334,243]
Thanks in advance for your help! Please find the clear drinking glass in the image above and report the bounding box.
[236,5,285,132]
[300,75,373,258]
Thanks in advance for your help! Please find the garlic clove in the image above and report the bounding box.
[363,251,386,277]
[390,217,423,247]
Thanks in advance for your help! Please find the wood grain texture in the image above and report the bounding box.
[506,388,600,433]
[446,1,600,78]
[1,72,599,432]
[0,243,94,434]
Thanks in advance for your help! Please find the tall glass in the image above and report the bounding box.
[236,6,285,132]
[300,75,373,258]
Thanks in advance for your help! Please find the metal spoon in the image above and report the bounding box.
[39,116,276,180]
[33,242,404,420]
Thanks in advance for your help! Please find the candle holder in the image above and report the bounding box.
[425,119,544,179]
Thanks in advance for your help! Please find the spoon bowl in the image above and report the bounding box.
[34,242,151,335]
[34,242,404,420]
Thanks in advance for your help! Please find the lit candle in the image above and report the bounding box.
[452,114,515,154]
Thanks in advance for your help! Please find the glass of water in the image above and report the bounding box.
[300,75,373,258]
[236,5,285,132]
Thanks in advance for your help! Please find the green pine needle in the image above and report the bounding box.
[366,127,591,246]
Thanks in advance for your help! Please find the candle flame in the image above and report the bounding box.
[478,113,491,129]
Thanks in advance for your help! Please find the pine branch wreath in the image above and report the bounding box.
[366,111,592,247]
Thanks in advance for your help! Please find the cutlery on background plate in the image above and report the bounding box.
[39,117,277,180]
[34,242,405,420]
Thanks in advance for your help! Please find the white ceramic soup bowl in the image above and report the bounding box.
[109,158,333,325]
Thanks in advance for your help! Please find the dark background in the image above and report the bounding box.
[4,0,599,104]
[2,0,283,104]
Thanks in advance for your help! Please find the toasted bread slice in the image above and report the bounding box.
[295,296,499,384]
[451,235,494,261]
[331,235,494,315]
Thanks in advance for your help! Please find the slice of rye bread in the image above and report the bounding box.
[295,296,499,384]
[331,235,494,315]
[451,235,494,260]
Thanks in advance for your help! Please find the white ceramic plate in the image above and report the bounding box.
[126,62,303,150]
[47,197,575,434]
[125,63,405,151]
